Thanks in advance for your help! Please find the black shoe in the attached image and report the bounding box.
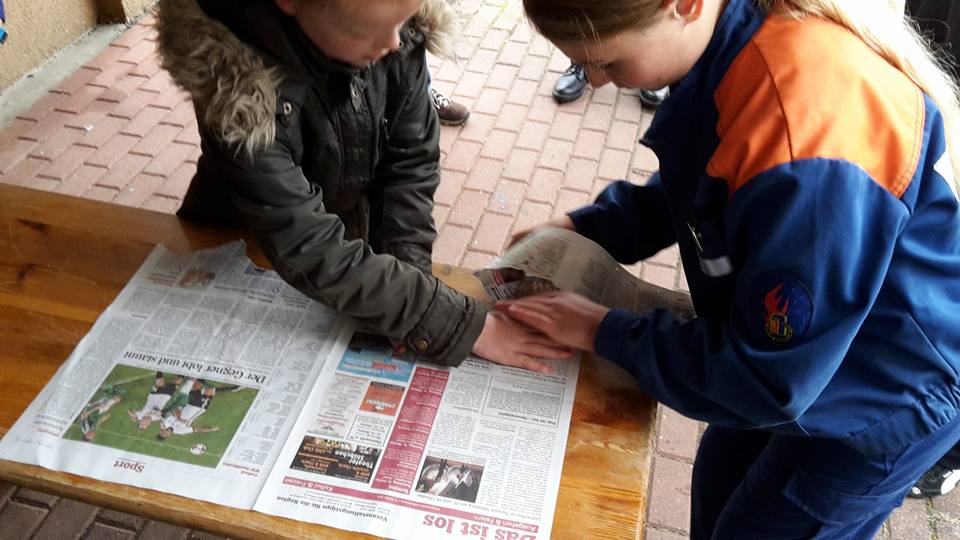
[638,87,669,108]
[553,63,587,104]
[908,463,960,498]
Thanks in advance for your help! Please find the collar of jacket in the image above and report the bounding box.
[643,0,765,149]
[154,0,458,157]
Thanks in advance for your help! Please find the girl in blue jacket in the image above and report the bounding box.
[503,0,960,537]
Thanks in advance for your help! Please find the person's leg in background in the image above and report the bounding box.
[553,61,588,103]
[909,441,960,497]
[426,66,469,126]
[638,87,669,107]
[553,59,669,107]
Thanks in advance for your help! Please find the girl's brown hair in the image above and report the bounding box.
[523,0,664,43]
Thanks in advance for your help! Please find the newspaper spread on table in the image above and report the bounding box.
[0,240,577,540]
[475,228,695,319]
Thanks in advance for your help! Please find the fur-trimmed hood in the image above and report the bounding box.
[154,0,459,157]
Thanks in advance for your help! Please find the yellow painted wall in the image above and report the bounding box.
[99,0,157,24]
[0,0,99,88]
[0,0,156,89]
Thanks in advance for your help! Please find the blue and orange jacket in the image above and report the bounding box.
[570,0,960,455]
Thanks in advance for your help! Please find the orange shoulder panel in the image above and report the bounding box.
[706,15,924,199]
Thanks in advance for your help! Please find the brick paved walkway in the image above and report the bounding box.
[1,1,960,538]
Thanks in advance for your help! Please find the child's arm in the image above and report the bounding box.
[567,175,678,264]
[507,160,908,431]
[595,161,909,429]
[508,176,676,262]
[198,130,487,366]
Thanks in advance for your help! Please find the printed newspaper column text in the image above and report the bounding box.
[372,367,449,493]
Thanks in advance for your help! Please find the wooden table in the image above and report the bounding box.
[0,184,658,539]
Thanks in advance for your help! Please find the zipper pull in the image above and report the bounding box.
[350,79,363,111]
[687,221,703,253]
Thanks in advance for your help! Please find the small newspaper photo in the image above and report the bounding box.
[0,240,580,540]
[475,227,695,318]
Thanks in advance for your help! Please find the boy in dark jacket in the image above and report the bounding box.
[155,0,569,371]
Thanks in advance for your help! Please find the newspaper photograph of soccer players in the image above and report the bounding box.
[415,456,484,503]
[63,365,258,467]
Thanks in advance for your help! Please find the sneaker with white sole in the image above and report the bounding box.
[429,88,469,126]
[908,463,960,498]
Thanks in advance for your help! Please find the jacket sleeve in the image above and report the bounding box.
[373,46,440,275]
[594,161,908,430]
[568,176,677,264]
[198,130,486,367]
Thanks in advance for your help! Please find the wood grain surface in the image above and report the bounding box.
[0,184,657,539]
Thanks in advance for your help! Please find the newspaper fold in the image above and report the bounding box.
[475,228,695,318]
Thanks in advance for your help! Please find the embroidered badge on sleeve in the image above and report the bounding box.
[753,272,813,346]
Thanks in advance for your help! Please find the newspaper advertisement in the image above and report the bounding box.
[475,227,695,318]
[255,335,578,540]
[1,240,580,539]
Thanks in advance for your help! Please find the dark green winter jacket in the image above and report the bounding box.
[155,0,486,365]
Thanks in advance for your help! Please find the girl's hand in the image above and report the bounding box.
[508,215,576,248]
[497,291,609,352]
[472,312,573,373]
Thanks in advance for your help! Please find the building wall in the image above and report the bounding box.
[0,0,99,89]
[0,0,155,89]
[98,0,157,25]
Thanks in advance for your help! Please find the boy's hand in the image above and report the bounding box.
[472,312,573,373]
[508,215,576,248]
[497,291,609,353]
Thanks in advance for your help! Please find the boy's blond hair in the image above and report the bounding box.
[296,0,457,57]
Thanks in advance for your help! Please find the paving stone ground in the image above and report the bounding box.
[1,1,959,538]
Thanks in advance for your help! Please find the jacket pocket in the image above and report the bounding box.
[690,173,734,277]
[782,468,902,528]
[688,217,733,277]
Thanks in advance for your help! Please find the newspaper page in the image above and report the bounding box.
[475,228,695,318]
[2,239,582,539]
[254,333,578,540]
[0,241,351,508]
